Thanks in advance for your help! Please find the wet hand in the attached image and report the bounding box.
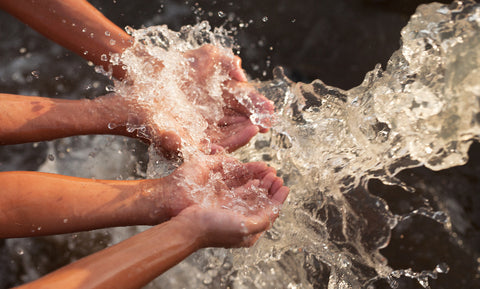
[115,44,274,157]
[183,44,274,153]
[168,155,289,248]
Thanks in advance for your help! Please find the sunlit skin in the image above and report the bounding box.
[0,0,289,288]
[3,156,288,289]
[0,0,275,156]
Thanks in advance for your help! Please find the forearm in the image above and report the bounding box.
[0,0,132,79]
[0,93,132,145]
[0,171,169,238]
[15,218,202,289]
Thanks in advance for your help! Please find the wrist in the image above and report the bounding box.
[133,179,176,225]
[169,212,206,250]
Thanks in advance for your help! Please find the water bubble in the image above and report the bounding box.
[83,51,89,55]
[63,218,69,223]
[89,32,94,38]
[100,54,108,61]
[291,18,296,23]
[262,16,269,22]
[107,123,117,129]
[47,154,55,161]
[105,85,115,92]
[218,11,225,18]
[105,31,111,36]
[82,28,87,33]
[19,47,27,54]
[110,39,116,46]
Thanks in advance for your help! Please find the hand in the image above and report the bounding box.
[115,44,274,157]
[146,154,288,232]
[167,155,289,248]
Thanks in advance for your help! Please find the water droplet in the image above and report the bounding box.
[110,39,116,46]
[105,31,111,36]
[83,51,89,55]
[218,11,225,18]
[63,218,69,223]
[37,226,42,231]
[202,275,212,285]
[101,54,108,61]
[89,32,94,38]
[262,16,269,22]
[82,28,87,32]
[47,154,55,161]
[105,85,115,92]
[435,263,450,273]
[291,18,296,23]
[16,247,24,255]
[31,70,39,79]
[107,123,117,129]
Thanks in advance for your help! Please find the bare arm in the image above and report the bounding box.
[0,0,132,79]
[13,218,202,289]
[0,171,168,238]
[0,93,139,145]
[0,154,289,239]
[13,180,288,289]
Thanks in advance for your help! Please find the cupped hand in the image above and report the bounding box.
[166,155,289,248]
[152,153,288,247]
[183,44,274,153]
[116,44,275,157]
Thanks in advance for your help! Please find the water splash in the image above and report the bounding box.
[227,1,480,288]
[104,1,480,288]
[8,1,477,288]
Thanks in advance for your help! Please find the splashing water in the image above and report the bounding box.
[6,1,478,288]
[119,1,479,288]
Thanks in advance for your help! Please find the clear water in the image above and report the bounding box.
[1,0,480,288]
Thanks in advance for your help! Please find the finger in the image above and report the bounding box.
[219,123,259,152]
[209,144,225,155]
[218,112,249,126]
[260,172,279,192]
[270,177,284,196]
[271,186,289,205]
[245,162,275,180]
[229,56,248,82]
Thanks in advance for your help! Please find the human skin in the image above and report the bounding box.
[12,203,285,289]
[0,0,275,154]
[4,156,289,289]
[0,1,289,287]
[0,154,288,239]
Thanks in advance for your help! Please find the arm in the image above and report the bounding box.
[0,93,138,145]
[0,171,168,238]
[0,0,132,79]
[13,204,278,289]
[14,218,202,289]
[0,154,289,239]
